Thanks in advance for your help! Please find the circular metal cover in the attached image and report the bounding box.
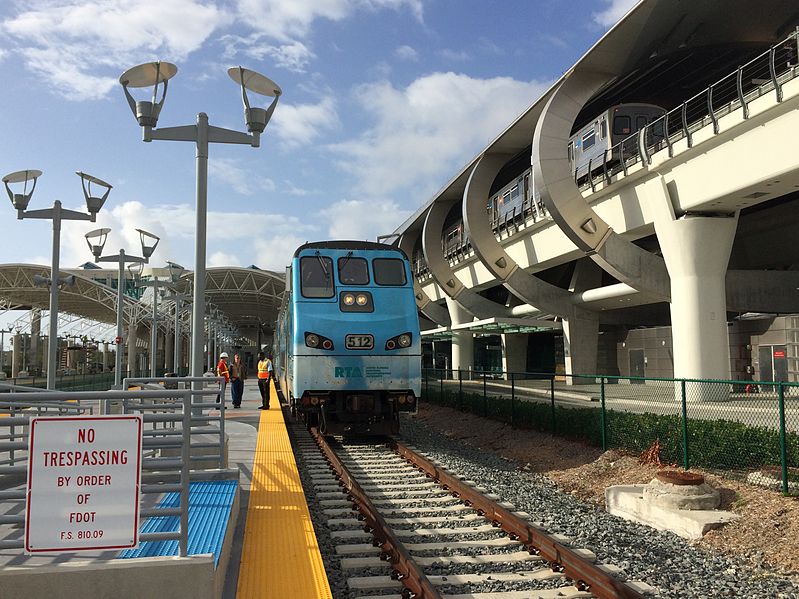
[119,62,178,88]
[2,169,42,184]
[227,67,281,97]
[76,171,112,189]
[655,470,704,486]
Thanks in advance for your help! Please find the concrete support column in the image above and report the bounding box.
[656,215,737,385]
[563,316,600,382]
[127,325,138,378]
[11,334,22,378]
[165,330,174,372]
[446,297,473,375]
[502,333,527,379]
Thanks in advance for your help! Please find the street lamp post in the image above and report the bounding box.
[160,262,188,376]
[119,61,280,380]
[3,170,111,389]
[85,227,160,387]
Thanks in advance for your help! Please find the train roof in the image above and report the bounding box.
[293,240,409,259]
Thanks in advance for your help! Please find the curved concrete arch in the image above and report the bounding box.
[422,198,511,320]
[398,231,451,326]
[463,152,586,318]
[532,72,671,300]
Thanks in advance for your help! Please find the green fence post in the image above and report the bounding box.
[778,382,789,494]
[600,377,607,451]
[439,369,443,404]
[424,368,429,401]
[550,376,556,433]
[680,379,689,470]
[458,368,463,410]
[482,372,487,416]
[510,372,515,427]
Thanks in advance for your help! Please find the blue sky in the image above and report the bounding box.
[0,0,636,277]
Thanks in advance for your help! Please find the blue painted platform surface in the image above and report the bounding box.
[118,480,238,567]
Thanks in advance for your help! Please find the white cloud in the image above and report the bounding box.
[592,0,640,28]
[209,251,242,267]
[236,0,424,42]
[271,96,339,148]
[394,45,418,61]
[321,198,410,240]
[221,35,315,72]
[209,158,276,195]
[2,0,231,100]
[329,72,550,198]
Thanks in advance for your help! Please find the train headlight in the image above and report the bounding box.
[310,396,320,406]
[398,395,407,404]
[305,333,319,348]
[356,294,368,306]
[398,334,411,348]
[386,339,396,350]
[343,293,355,306]
[385,332,412,350]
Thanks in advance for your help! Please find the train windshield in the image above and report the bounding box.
[300,255,334,298]
[373,258,407,286]
[338,255,369,285]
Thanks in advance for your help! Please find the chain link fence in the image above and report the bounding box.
[422,368,799,494]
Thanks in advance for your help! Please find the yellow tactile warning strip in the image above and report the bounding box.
[236,386,333,599]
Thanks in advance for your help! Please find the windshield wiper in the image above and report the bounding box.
[315,250,330,279]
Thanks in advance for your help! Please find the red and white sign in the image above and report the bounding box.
[115,336,123,345]
[24,415,143,553]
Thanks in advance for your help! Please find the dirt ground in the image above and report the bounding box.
[415,403,799,578]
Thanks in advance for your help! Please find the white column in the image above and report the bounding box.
[445,297,473,374]
[102,342,109,372]
[562,315,599,383]
[501,333,527,379]
[127,324,139,378]
[656,215,737,385]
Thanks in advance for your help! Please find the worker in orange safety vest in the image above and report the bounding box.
[216,352,230,407]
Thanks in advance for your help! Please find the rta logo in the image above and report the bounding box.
[334,367,363,378]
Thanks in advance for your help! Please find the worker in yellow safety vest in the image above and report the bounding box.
[257,351,271,410]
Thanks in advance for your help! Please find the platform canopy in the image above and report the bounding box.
[421,317,562,340]
[0,264,146,326]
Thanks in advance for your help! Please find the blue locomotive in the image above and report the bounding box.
[274,241,421,435]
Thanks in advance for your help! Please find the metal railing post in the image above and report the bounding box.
[439,370,443,403]
[681,379,690,470]
[600,377,607,451]
[778,383,789,494]
[180,390,190,557]
[550,376,556,433]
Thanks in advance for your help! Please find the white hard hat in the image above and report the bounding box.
[220,352,229,358]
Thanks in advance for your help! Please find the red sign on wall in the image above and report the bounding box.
[774,350,786,359]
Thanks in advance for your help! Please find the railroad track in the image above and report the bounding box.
[294,425,655,599]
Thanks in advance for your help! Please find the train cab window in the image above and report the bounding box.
[338,256,369,285]
[636,116,647,131]
[613,115,631,136]
[373,258,407,286]
[600,119,607,139]
[582,129,596,150]
[300,255,334,298]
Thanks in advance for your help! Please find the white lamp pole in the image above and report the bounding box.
[119,62,280,380]
[3,170,110,389]
[85,228,160,387]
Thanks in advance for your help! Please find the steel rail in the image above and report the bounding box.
[309,428,441,599]
[389,438,646,599]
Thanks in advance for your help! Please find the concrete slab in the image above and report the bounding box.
[606,484,739,539]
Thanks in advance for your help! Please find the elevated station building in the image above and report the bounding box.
[386,0,799,386]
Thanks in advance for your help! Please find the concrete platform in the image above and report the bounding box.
[606,484,739,539]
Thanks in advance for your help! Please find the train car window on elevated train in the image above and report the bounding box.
[613,115,631,136]
[373,258,407,286]
[338,256,369,285]
[582,129,596,150]
[636,116,647,131]
[300,255,334,298]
